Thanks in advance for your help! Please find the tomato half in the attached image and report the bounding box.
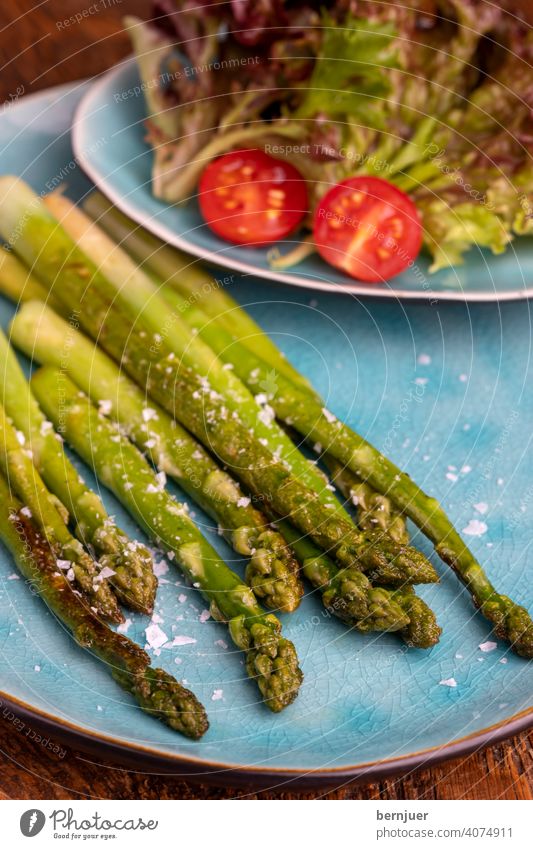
[313,176,422,282]
[199,149,308,246]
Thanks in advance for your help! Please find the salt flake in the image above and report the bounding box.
[463,519,487,537]
[145,623,168,649]
[170,635,197,646]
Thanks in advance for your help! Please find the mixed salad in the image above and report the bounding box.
[126,1,533,281]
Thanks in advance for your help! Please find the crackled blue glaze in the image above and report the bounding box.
[73,57,533,301]
[0,82,531,775]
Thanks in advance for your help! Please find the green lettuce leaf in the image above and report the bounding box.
[295,15,399,129]
[420,200,512,272]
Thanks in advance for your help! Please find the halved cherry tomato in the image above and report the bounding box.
[313,176,422,282]
[199,149,308,246]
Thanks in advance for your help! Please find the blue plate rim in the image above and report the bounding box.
[2,686,532,787]
[1,77,531,789]
[72,57,533,304]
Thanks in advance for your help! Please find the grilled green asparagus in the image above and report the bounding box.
[31,367,303,712]
[0,401,122,623]
[0,326,156,614]
[4,179,530,656]
[9,302,416,633]
[3,181,436,588]
[0,470,208,737]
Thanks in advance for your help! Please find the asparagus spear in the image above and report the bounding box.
[0,401,122,623]
[64,199,439,644]
[6,304,302,614]
[32,367,303,712]
[0,247,49,304]
[0,326,156,614]
[71,200,490,656]
[10,305,434,591]
[10,303,412,632]
[11,183,434,585]
[131,243,439,644]
[165,298,533,657]
[41,188,344,521]
[277,520,408,632]
[146,251,439,646]
[0,470,208,738]
[82,190,317,395]
[324,458,440,648]
[326,458,409,545]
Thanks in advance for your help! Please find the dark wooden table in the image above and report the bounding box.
[0,0,532,801]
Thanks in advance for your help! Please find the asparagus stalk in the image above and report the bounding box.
[166,298,533,656]
[32,367,303,712]
[326,458,410,545]
[0,247,49,304]
[0,401,122,623]
[139,248,439,644]
[82,190,316,395]
[0,470,208,738]
[324,458,440,648]
[10,303,413,632]
[0,326,156,614]
[65,199,438,644]
[42,189,339,519]
[17,184,432,585]
[386,586,441,650]
[70,197,522,654]
[15,181,526,652]
[150,255,439,647]
[277,520,409,632]
[9,300,434,589]
[7,303,302,614]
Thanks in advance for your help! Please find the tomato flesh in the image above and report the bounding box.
[313,176,422,282]
[199,149,308,246]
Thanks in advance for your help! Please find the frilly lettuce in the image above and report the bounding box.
[126,1,533,273]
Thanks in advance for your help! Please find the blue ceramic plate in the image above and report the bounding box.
[0,81,532,788]
[71,57,533,303]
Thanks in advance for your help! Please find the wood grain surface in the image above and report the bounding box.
[0,0,532,801]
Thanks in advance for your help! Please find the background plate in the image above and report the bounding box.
[0,80,532,787]
[72,57,533,302]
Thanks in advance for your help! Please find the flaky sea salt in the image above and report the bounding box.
[170,635,197,646]
[145,623,168,649]
[98,400,112,415]
[463,519,487,537]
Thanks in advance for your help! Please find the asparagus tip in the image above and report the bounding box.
[116,666,209,739]
[96,533,157,616]
[245,621,303,712]
[244,530,304,614]
[392,587,442,649]
[483,595,533,659]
